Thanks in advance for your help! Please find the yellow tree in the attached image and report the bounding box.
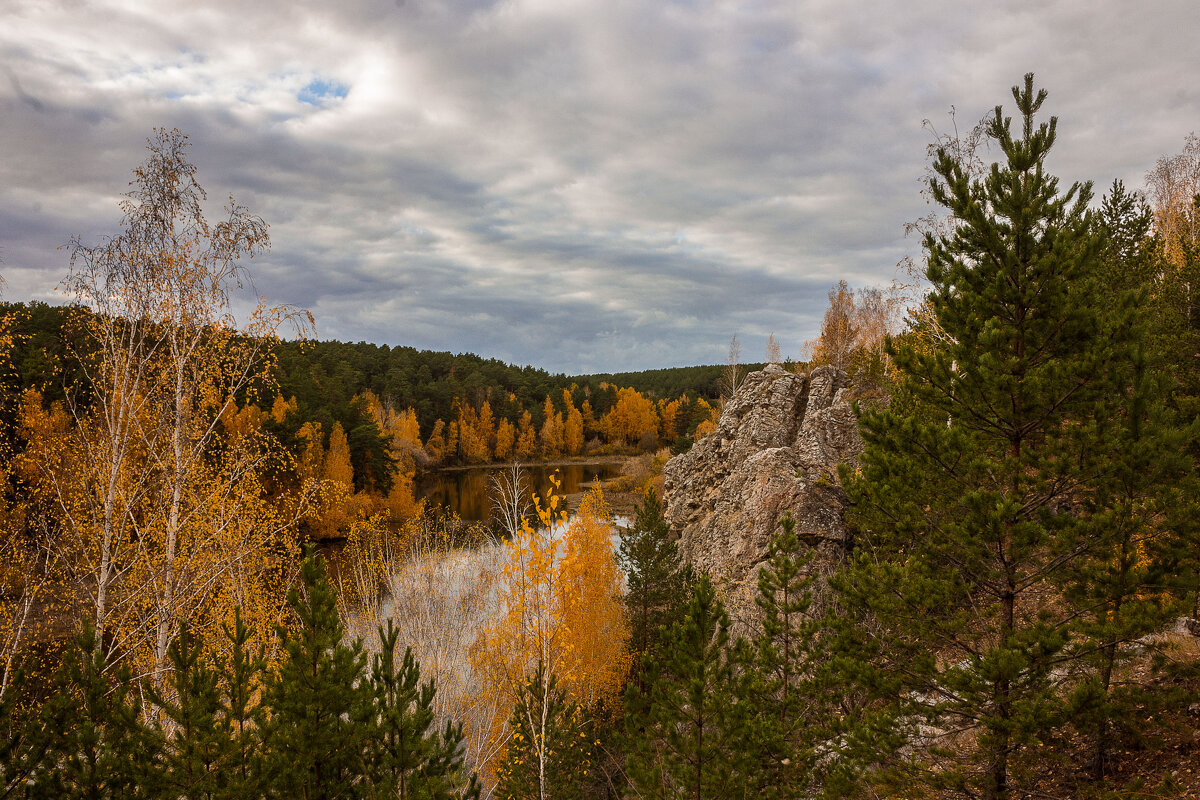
[693,397,718,440]
[323,421,355,488]
[806,279,858,370]
[514,411,538,460]
[473,478,629,785]
[555,488,629,709]
[1147,132,1200,272]
[602,387,658,447]
[1147,133,1200,337]
[47,129,311,674]
[658,398,681,443]
[493,418,516,462]
[562,390,584,456]
[425,419,449,464]
[539,396,564,458]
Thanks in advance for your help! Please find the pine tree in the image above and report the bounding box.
[624,574,751,800]
[830,75,1184,799]
[259,553,375,799]
[748,513,821,798]
[216,610,268,799]
[617,488,690,663]
[367,620,480,800]
[147,624,226,799]
[495,662,592,800]
[0,667,47,796]
[32,626,156,799]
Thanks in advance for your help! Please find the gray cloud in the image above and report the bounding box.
[1,0,1198,372]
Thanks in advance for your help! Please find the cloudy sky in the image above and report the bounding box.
[1,0,1197,374]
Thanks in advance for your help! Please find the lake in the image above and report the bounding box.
[414,462,625,524]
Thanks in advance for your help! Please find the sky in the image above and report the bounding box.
[1,0,1198,375]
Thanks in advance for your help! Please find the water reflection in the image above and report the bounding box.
[415,463,623,523]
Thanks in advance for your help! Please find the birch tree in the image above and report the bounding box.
[44,129,312,676]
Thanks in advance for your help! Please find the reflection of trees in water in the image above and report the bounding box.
[417,463,622,523]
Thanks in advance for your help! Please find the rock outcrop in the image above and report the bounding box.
[662,365,863,629]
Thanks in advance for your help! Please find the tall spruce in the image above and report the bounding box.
[259,553,375,800]
[624,574,751,800]
[830,74,1185,799]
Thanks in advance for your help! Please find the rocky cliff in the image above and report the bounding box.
[662,364,863,629]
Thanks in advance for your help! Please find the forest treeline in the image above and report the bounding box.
[0,299,738,532]
[4,76,1200,800]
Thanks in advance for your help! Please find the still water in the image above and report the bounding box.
[415,462,624,524]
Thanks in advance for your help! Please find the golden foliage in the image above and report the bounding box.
[19,129,316,683]
[1147,132,1200,271]
[472,477,629,780]
[601,387,658,447]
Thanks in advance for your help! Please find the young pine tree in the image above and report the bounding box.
[213,609,269,799]
[367,620,480,800]
[624,574,751,800]
[0,667,47,797]
[32,626,156,799]
[831,74,1187,799]
[617,488,691,663]
[747,513,822,798]
[147,624,227,799]
[259,554,375,800]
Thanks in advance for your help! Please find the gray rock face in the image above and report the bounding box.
[662,365,863,629]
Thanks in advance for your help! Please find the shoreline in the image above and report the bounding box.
[422,453,632,474]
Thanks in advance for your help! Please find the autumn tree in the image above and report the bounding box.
[721,333,743,401]
[601,388,658,448]
[493,418,516,462]
[514,412,538,460]
[1145,134,1200,411]
[38,128,311,678]
[765,332,782,365]
[806,280,857,371]
[539,397,564,458]
[562,390,584,456]
[474,480,628,787]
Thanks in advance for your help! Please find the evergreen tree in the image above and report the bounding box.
[830,75,1186,799]
[0,668,47,798]
[617,488,690,662]
[495,662,591,800]
[259,553,375,800]
[624,574,751,800]
[1061,336,1194,781]
[147,625,226,799]
[367,620,479,800]
[747,513,822,798]
[216,610,268,799]
[31,626,156,799]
